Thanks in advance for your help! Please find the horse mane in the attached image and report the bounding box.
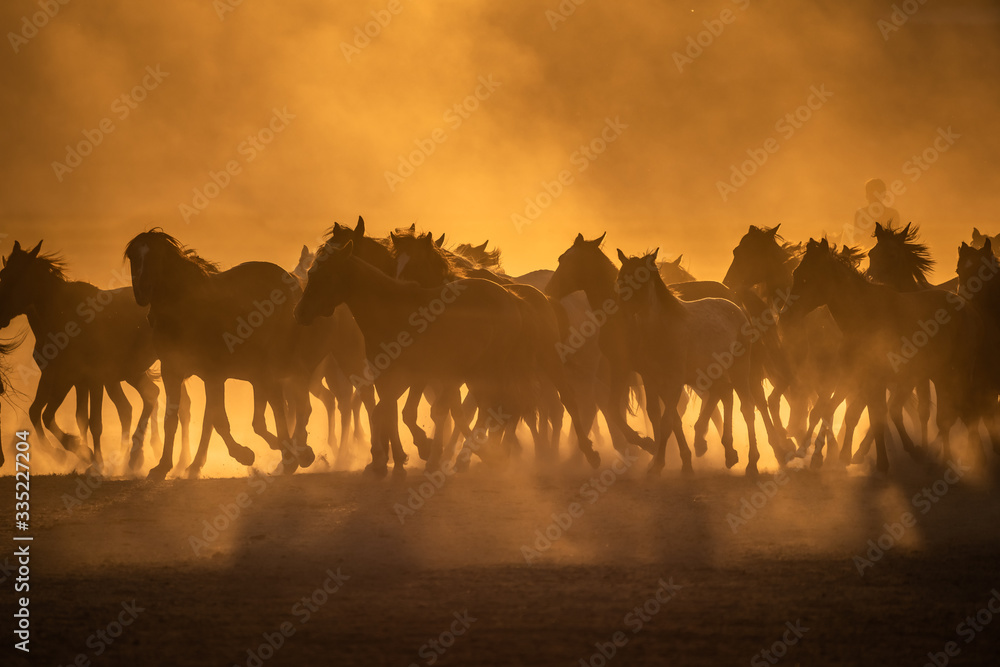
[869,222,934,287]
[838,245,866,269]
[124,229,220,275]
[34,252,69,280]
[454,242,503,268]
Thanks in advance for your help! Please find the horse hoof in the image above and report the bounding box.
[907,445,926,463]
[296,445,316,468]
[274,457,299,476]
[454,456,470,473]
[810,453,824,470]
[584,449,601,469]
[851,451,868,465]
[681,462,694,475]
[745,464,759,478]
[392,465,407,480]
[646,461,664,476]
[363,462,388,479]
[128,448,144,472]
[185,466,202,480]
[232,446,256,467]
[414,434,431,461]
[147,463,170,481]
[724,448,739,469]
[694,438,708,458]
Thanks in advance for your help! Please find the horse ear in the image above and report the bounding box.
[420,232,433,245]
[477,240,489,252]
[300,245,310,258]
[408,223,416,232]
[769,224,781,237]
[594,232,607,246]
[819,238,830,251]
[389,232,400,245]
[11,241,21,254]
[874,222,884,237]
[435,233,445,247]
[672,254,683,266]
[973,227,983,241]
[616,248,628,264]
[28,241,42,258]
[574,233,585,245]
[902,222,911,236]
[650,248,659,262]
[984,238,993,255]
[961,241,969,250]
[354,216,365,237]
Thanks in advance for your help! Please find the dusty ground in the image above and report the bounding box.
[3,444,1000,667]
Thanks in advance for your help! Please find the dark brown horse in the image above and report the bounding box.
[124,230,329,479]
[295,237,602,476]
[0,241,163,472]
[788,238,985,473]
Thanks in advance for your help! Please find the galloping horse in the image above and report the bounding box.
[124,230,327,479]
[295,237,602,476]
[787,238,985,473]
[0,241,162,472]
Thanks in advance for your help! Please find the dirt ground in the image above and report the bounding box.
[3,443,1000,667]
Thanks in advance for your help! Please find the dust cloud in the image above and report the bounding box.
[1,0,999,473]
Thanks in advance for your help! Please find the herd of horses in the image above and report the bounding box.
[1,219,999,481]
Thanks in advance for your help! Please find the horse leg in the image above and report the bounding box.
[866,387,890,475]
[916,378,932,447]
[126,373,158,472]
[649,382,681,476]
[402,382,431,460]
[731,374,761,477]
[148,370,184,480]
[888,385,923,461]
[288,378,316,468]
[75,383,89,449]
[691,391,715,458]
[42,381,90,463]
[251,385,282,451]
[27,374,70,465]
[201,378,255,475]
[104,382,132,456]
[310,362,337,453]
[749,375,787,466]
[176,380,192,471]
[720,389,737,469]
[88,383,105,474]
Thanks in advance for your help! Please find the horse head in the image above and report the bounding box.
[295,239,355,324]
[723,224,783,289]
[390,231,448,286]
[546,232,610,299]
[0,240,48,328]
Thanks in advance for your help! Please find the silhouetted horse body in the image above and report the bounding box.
[617,250,780,475]
[296,240,601,476]
[125,231,325,480]
[789,238,985,474]
[0,241,162,472]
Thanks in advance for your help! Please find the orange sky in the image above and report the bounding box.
[2,0,999,284]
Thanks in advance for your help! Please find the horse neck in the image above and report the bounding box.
[763,248,795,294]
[23,273,82,336]
[155,254,211,303]
[821,265,885,334]
[341,257,421,337]
[581,258,619,308]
